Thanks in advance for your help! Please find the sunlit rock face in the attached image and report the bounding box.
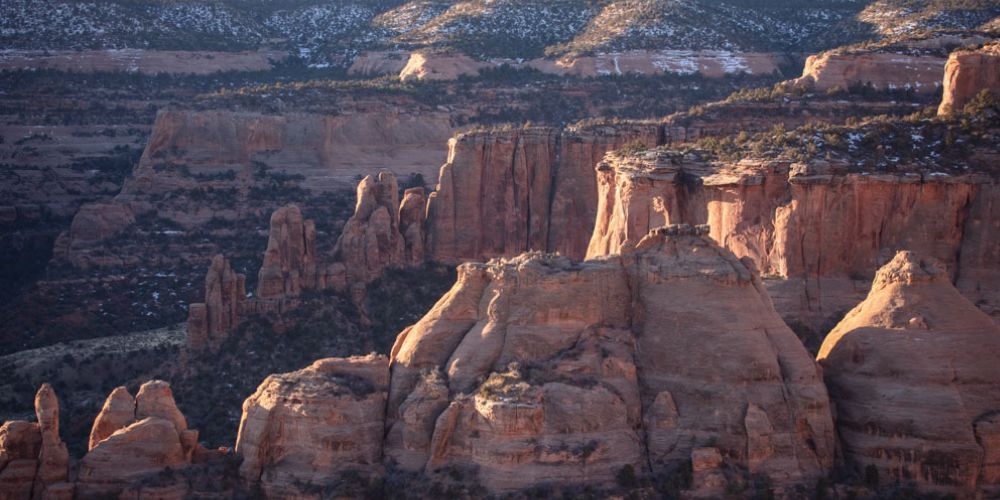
[235,355,390,498]
[387,225,835,492]
[586,149,999,334]
[818,251,1000,496]
[938,42,1000,116]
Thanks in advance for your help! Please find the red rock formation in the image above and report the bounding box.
[53,202,135,268]
[938,42,1000,115]
[78,380,199,497]
[333,171,405,286]
[0,385,70,500]
[817,252,1000,495]
[399,187,427,265]
[88,387,135,451]
[789,51,946,93]
[186,255,246,352]
[235,354,389,498]
[257,205,319,300]
[426,124,660,262]
[388,225,835,492]
[586,150,999,332]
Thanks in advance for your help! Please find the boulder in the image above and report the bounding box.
[818,251,1000,494]
[235,354,390,498]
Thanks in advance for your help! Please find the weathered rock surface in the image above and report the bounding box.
[426,124,660,262]
[938,42,1000,115]
[817,252,1000,494]
[586,150,999,333]
[790,51,947,93]
[399,187,427,265]
[136,108,452,192]
[186,254,246,351]
[78,380,198,497]
[388,225,835,492]
[0,385,69,500]
[333,172,405,286]
[88,387,136,451]
[235,354,390,498]
[53,202,135,268]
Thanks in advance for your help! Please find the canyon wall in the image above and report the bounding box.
[938,41,1000,115]
[585,150,998,333]
[818,252,1000,495]
[388,50,787,82]
[134,108,453,192]
[425,124,661,262]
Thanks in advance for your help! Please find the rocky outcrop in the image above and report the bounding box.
[938,42,1000,115]
[388,225,835,492]
[88,387,136,451]
[399,51,492,82]
[395,50,786,81]
[817,252,1000,495]
[333,172,405,287]
[789,51,946,93]
[0,385,70,500]
[53,202,135,268]
[77,381,199,497]
[399,187,427,265]
[186,255,247,352]
[235,354,389,498]
[256,204,346,302]
[586,150,999,333]
[426,124,661,262]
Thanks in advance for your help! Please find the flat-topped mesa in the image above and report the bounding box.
[235,354,390,498]
[787,33,993,94]
[938,41,1000,115]
[587,146,998,335]
[0,384,71,500]
[332,171,408,287]
[426,125,661,262]
[186,254,247,352]
[385,225,834,493]
[78,380,202,498]
[818,252,1000,495]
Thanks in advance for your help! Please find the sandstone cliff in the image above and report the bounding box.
[387,225,835,492]
[789,51,947,93]
[817,252,1000,495]
[235,354,389,498]
[426,124,661,262]
[0,384,71,500]
[938,42,1000,115]
[586,149,998,334]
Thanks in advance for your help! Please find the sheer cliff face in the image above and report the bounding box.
[818,252,1000,494]
[938,42,1000,116]
[586,150,997,331]
[384,226,834,492]
[425,125,661,262]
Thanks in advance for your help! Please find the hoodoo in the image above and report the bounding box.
[818,252,1000,495]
